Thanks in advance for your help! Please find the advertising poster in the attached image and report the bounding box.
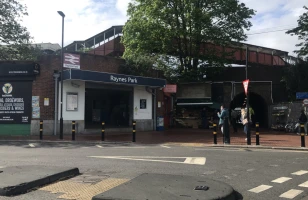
[0,82,32,124]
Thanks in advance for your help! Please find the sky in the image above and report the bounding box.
[20,0,307,56]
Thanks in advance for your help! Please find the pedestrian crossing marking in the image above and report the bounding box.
[271,177,292,183]
[279,189,303,199]
[248,185,272,193]
[291,170,308,176]
[299,181,308,188]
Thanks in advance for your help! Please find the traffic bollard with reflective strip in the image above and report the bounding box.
[132,120,136,142]
[300,123,305,147]
[72,121,76,141]
[256,122,260,145]
[101,122,105,141]
[213,123,217,144]
[39,120,43,140]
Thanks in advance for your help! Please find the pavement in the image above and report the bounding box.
[92,173,236,200]
[0,128,307,149]
[1,142,308,200]
[0,166,79,196]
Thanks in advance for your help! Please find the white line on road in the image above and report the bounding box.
[271,177,292,183]
[96,145,103,148]
[29,143,35,148]
[0,166,5,169]
[88,156,206,165]
[160,145,171,148]
[299,181,308,188]
[279,189,303,199]
[291,170,308,176]
[248,185,273,193]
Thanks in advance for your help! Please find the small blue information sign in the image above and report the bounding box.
[296,92,308,99]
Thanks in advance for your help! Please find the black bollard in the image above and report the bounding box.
[256,122,260,145]
[39,120,43,140]
[72,121,75,141]
[223,118,230,144]
[301,123,305,147]
[213,123,217,144]
[101,122,105,141]
[132,120,136,142]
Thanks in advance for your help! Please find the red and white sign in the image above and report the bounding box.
[163,84,177,93]
[242,79,249,95]
[303,99,308,105]
[64,53,80,69]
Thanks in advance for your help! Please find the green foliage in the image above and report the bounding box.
[122,0,255,82]
[0,0,40,60]
[282,61,308,101]
[286,6,308,57]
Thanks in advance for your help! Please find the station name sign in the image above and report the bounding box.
[0,63,40,76]
[110,75,138,84]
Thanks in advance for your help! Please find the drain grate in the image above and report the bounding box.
[194,186,209,191]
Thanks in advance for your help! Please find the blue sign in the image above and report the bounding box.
[296,92,308,99]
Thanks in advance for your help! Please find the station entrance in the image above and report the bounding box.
[84,83,133,129]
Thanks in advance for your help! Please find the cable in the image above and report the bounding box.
[246,28,296,35]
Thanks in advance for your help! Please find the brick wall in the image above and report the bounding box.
[33,54,125,120]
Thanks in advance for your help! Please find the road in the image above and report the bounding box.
[0,141,308,200]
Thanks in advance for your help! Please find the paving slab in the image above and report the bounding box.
[92,173,236,200]
[0,165,79,196]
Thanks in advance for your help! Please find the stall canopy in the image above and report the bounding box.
[176,98,220,109]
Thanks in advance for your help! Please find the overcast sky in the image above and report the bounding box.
[20,0,307,56]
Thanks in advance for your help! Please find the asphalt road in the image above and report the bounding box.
[0,141,308,200]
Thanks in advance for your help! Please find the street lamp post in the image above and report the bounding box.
[245,46,251,145]
[58,11,65,140]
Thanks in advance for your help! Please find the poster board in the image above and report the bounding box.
[66,92,78,111]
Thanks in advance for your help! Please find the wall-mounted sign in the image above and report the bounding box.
[64,53,80,69]
[296,92,308,99]
[0,63,40,76]
[163,84,177,93]
[44,98,49,106]
[66,92,78,111]
[32,107,40,118]
[0,82,32,124]
[140,99,147,109]
[32,96,39,107]
[63,69,166,88]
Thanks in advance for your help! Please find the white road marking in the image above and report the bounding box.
[160,145,171,148]
[247,168,255,172]
[248,185,273,193]
[291,170,308,176]
[96,145,103,148]
[279,189,303,199]
[271,177,292,183]
[29,143,35,148]
[299,181,308,188]
[88,156,206,165]
[195,148,243,152]
[0,166,5,169]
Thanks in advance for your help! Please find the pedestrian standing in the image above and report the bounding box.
[217,105,229,135]
[241,108,248,141]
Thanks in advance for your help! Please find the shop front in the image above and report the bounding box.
[0,62,40,135]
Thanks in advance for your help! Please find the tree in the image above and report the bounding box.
[282,60,308,101]
[122,0,255,82]
[286,6,308,58]
[0,0,40,60]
